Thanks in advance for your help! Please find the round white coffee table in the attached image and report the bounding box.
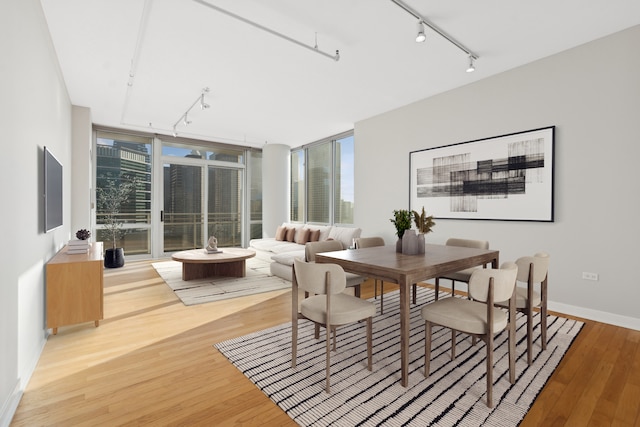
[171,248,256,281]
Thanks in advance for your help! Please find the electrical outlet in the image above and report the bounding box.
[582,272,599,281]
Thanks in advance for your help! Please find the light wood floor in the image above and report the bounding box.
[11,260,640,426]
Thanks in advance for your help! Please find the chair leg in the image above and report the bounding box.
[435,277,440,301]
[354,284,361,298]
[366,317,373,371]
[541,278,548,351]
[541,303,548,351]
[332,326,337,351]
[314,323,320,339]
[508,313,516,385]
[412,283,417,304]
[451,330,456,360]
[526,307,533,365]
[292,318,298,368]
[451,281,456,297]
[424,321,432,376]
[374,279,378,299]
[486,332,494,408]
[326,323,331,393]
[380,282,384,314]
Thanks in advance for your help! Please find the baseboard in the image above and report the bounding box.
[0,380,22,427]
[428,282,640,331]
[1,330,48,427]
[548,301,640,331]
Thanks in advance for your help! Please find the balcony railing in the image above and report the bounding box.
[95,211,245,254]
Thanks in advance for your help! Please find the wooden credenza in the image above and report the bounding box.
[46,241,104,334]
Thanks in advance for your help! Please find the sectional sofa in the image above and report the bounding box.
[249,222,362,281]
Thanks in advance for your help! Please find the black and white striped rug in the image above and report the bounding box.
[215,287,583,426]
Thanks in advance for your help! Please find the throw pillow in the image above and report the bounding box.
[275,225,287,241]
[286,227,296,242]
[305,225,332,241]
[309,229,320,242]
[295,228,310,245]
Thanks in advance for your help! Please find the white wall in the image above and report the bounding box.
[71,106,93,234]
[0,0,72,425]
[355,25,640,329]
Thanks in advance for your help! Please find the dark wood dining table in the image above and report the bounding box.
[315,243,499,387]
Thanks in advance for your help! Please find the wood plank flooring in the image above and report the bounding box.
[11,260,640,426]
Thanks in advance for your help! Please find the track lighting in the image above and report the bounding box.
[466,55,475,73]
[415,20,426,43]
[200,93,210,110]
[172,87,210,135]
[392,0,479,72]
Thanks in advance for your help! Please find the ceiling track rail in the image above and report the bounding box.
[390,0,478,60]
[192,0,340,62]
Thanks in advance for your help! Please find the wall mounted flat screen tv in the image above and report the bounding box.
[44,146,63,232]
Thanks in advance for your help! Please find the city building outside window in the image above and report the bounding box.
[290,131,354,225]
[95,131,152,256]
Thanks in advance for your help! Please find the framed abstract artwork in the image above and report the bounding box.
[409,126,555,222]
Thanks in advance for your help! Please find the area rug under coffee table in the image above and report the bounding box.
[215,287,583,426]
[153,257,290,305]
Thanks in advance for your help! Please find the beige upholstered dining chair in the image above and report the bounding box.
[421,262,518,408]
[355,237,386,313]
[496,252,550,365]
[305,240,364,296]
[291,259,376,393]
[433,238,490,301]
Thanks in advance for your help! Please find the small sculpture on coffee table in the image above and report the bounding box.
[205,236,222,254]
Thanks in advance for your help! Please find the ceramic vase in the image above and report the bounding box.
[402,230,419,255]
[104,247,125,268]
[417,233,425,254]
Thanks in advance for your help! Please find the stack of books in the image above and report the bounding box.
[205,248,223,254]
[67,239,90,254]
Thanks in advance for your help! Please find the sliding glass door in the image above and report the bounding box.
[207,165,243,247]
[162,162,203,252]
[161,141,246,254]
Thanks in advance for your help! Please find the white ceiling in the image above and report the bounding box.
[41,0,640,149]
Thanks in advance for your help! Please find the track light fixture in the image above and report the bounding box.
[200,93,210,110]
[466,55,475,73]
[392,0,479,72]
[172,87,210,137]
[415,20,426,43]
[192,0,340,62]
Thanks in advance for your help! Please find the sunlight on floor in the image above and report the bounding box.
[28,261,290,389]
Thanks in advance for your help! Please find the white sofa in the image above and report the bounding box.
[249,222,362,281]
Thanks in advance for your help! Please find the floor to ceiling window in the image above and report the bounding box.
[334,134,355,224]
[290,131,355,225]
[307,142,331,223]
[94,129,261,258]
[95,131,152,256]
